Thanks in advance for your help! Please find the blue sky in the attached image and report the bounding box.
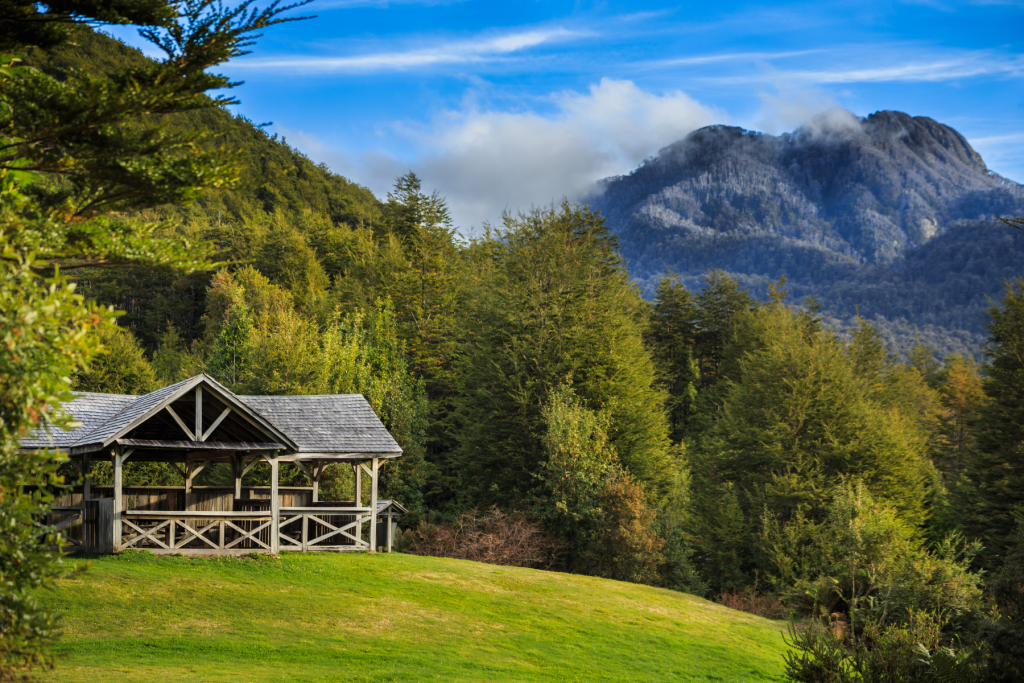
[113,0,1023,231]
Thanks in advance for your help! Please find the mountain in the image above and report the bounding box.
[589,109,1024,358]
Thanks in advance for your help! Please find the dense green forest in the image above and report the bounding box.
[6,18,1024,683]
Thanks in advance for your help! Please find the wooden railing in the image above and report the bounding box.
[278,507,372,551]
[119,506,373,554]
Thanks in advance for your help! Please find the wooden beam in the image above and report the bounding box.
[369,458,379,552]
[169,462,187,480]
[165,405,196,441]
[83,455,91,502]
[293,460,313,481]
[270,455,280,554]
[386,511,393,553]
[241,456,260,478]
[112,448,123,552]
[233,455,242,501]
[201,407,231,442]
[195,386,203,441]
[312,462,323,503]
[354,463,362,508]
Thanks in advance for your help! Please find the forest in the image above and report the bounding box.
[2,7,1023,683]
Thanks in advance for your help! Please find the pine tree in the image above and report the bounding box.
[964,278,1024,566]
[689,305,932,588]
[449,203,675,506]
[648,276,700,441]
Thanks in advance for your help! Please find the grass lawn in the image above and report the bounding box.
[36,551,789,682]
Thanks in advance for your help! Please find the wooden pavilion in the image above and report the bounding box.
[21,374,404,555]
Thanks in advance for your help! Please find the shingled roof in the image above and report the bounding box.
[240,395,401,455]
[20,375,402,459]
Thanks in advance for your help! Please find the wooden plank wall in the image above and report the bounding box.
[54,487,313,511]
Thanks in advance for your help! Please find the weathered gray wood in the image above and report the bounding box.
[124,510,271,518]
[386,512,393,553]
[311,462,321,503]
[369,458,379,552]
[83,498,114,553]
[203,407,231,441]
[165,404,196,441]
[112,449,122,551]
[233,455,242,500]
[354,463,362,507]
[270,456,280,554]
[195,386,203,441]
[83,455,91,501]
[169,461,187,480]
[115,438,285,451]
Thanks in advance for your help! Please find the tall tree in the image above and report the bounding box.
[449,203,676,507]
[0,1,306,675]
[963,278,1024,566]
[647,277,700,441]
[688,304,932,590]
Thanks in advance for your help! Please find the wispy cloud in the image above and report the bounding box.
[231,27,586,73]
[311,0,471,8]
[651,49,823,67]
[706,52,1024,84]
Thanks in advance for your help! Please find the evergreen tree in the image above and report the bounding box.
[648,276,700,441]
[693,270,758,388]
[72,324,158,395]
[449,203,675,506]
[964,278,1024,566]
[689,305,932,589]
[0,1,306,675]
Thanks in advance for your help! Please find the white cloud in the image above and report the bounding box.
[651,49,823,67]
[709,52,1024,85]
[752,84,844,135]
[286,79,722,232]
[230,27,585,73]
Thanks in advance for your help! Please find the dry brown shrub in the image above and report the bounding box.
[718,586,789,620]
[405,507,563,570]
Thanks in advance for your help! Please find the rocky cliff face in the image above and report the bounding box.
[589,109,1024,357]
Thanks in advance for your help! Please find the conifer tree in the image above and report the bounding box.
[964,278,1024,566]
[0,2,307,674]
[648,277,700,441]
[449,203,675,506]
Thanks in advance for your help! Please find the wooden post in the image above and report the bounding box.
[185,460,194,512]
[270,455,280,554]
[233,454,242,502]
[354,463,361,507]
[112,448,122,552]
[195,386,203,441]
[386,511,394,553]
[311,462,320,503]
[82,454,91,502]
[369,458,379,552]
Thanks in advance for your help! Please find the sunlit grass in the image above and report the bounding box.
[38,551,789,682]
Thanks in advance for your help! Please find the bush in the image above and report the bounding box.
[404,507,563,570]
[784,612,982,683]
[718,587,788,620]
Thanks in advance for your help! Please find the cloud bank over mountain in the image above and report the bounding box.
[286,78,722,231]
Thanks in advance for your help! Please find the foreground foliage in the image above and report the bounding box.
[0,0,305,676]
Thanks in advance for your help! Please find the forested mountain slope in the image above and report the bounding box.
[20,27,386,348]
[589,109,1024,357]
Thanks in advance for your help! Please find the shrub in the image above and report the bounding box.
[718,587,788,620]
[404,507,563,570]
[784,612,982,683]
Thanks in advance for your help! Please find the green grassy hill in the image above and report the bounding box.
[38,552,788,682]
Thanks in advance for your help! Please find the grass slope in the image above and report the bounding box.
[38,552,788,683]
